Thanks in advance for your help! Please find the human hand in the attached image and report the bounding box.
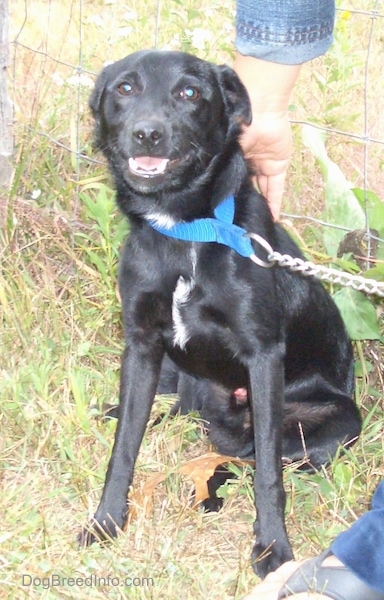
[240,110,292,221]
[234,53,301,220]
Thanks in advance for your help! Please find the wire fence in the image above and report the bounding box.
[7,0,384,268]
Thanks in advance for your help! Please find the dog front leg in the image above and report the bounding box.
[249,344,294,578]
[79,343,163,545]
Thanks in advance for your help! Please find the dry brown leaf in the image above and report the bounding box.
[128,452,254,522]
[128,471,168,524]
[178,452,252,506]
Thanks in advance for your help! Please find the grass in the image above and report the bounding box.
[1,0,384,598]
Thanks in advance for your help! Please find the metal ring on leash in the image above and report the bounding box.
[245,232,275,268]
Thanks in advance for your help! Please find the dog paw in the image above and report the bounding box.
[200,495,224,512]
[78,514,122,548]
[251,540,294,579]
[78,527,98,547]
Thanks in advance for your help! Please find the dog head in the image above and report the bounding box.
[90,50,251,203]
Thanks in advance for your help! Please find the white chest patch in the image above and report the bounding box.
[172,275,195,349]
[146,212,177,229]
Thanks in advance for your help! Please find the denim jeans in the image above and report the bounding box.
[332,480,384,593]
[235,0,335,64]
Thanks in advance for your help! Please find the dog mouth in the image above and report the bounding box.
[128,156,180,178]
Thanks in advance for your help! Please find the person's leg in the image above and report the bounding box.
[244,482,384,599]
[331,481,384,593]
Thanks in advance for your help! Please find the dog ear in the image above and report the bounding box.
[216,64,252,126]
[89,67,111,148]
[89,69,109,117]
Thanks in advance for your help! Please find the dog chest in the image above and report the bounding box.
[171,244,197,349]
[172,275,195,349]
[170,272,238,353]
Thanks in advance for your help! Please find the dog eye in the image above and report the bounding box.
[178,87,200,101]
[117,82,134,96]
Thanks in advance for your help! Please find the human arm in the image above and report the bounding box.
[234,54,301,220]
[234,0,335,219]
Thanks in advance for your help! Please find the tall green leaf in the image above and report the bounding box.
[302,125,365,256]
[332,288,382,341]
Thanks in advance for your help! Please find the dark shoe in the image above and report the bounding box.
[278,549,384,600]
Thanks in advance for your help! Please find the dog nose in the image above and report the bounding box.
[132,120,164,148]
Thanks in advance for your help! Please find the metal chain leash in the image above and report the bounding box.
[246,233,384,298]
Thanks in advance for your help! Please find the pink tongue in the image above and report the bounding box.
[129,156,169,174]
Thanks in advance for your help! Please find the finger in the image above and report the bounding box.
[257,172,286,221]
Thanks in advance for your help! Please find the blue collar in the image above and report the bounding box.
[146,195,254,258]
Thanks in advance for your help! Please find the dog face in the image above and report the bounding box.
[90,50,251,199]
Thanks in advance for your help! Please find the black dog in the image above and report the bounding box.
[80,50,361,577]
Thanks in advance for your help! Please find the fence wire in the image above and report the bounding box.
[8,0,384,268]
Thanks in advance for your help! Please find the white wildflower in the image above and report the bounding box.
[115,26,133,38]
[66,74,94,88]
[52,72,64,86]
[123,10,137,21]
[161,34,181,51]
[85,14,104,27]
[186,27,213,51]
